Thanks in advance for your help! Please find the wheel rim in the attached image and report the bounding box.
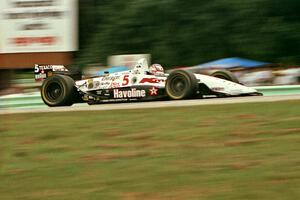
[46,82,63,101]
[168,74,188,97]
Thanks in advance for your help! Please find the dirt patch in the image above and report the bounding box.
[277,128,300,135]
[96,143,131,149]
[14,149,29,157]
[18,138,37,145]
[34,155,49,161]
[268,175,300,185]
[228,160,262,170]
[224,138,268,147]
[229,130,256,138]
[7,168,28,174]
[132,142,157,148]
[121,186,231,200]
[128,134,154,141]
[180,141,223,149]
[248,128,300,136]
[38,133,66,141]
[121,192,146,200]
[235,114,257,119]
[81,151,149,162]
[103,129,123,137]
[196,119,217,127]
[95,141,158,150]
[0,127,9,132]
[115,133,154,141]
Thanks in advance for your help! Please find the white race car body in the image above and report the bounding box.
[35,59,260,106]
[75,70,257,96]
[194,74,257,95]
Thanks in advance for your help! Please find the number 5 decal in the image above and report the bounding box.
[122,75,129,86]
[34,65,39,73]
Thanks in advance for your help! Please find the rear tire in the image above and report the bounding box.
[41,75,76,107]
[210,70,239,83]
[166,70,198,100]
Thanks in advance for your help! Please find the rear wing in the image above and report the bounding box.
[34,64,69,81]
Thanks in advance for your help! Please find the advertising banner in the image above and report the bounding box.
[0,0,77,53]
[108,54,151,68]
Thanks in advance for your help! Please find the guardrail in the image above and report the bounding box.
[11,78,41,93]
[0,92,45,109]
[0,85,300,109]
[254,85,300,96]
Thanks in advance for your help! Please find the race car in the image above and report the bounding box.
[34,59,261,107]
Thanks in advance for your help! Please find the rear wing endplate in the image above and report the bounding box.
[34,64,68,81]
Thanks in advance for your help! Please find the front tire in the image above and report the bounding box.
[209,70,239,83]
[165,70,198,100]
[41,75,76,107]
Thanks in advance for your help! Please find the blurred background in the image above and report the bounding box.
[1,0,300,95]
[1,2,300,199]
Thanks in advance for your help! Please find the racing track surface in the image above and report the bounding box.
[1,94,300,115]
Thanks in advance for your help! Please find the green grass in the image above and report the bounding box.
[1,101,300,200]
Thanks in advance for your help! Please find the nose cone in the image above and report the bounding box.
[227,82,259,95]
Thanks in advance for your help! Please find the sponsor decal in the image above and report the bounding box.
[99,81,110,86]
[211,87,225,91]
[52,65,67,71]
[35,74,46,79]
[87,79,94,89]
[149,87,158,96]
[12,36,57,46]
[131,77,137,84]
[35,65,67,72]
[96,90,102,95]
[34,65,39,73]
[39,65,53,70]
[101,75,121,82]
[139,78,160,84]
[88,80,109,89]
[113,88,146,98]
[94,81,100,87]
[122,75,129,86]
[110,82,120,88]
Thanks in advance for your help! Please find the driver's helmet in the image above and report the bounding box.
[149,64,164,75]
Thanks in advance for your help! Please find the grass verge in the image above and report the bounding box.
[1,100,300,200]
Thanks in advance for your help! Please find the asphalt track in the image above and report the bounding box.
[1,94,300,115]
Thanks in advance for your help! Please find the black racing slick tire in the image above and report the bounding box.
[41,75,76,107]
[209,70,239,83]
[166,70,198,100]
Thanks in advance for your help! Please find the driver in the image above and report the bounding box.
[149,64,164,76]
[132,58,165,76]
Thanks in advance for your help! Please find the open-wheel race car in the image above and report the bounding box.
[34,59,261,107]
